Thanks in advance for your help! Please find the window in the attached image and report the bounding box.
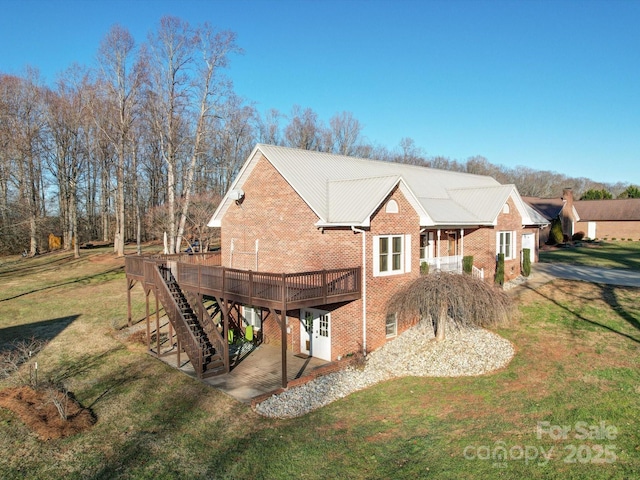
[386,313,397,338]
[319,314,329,337]
[497,231,515,260]
[385,199,399,213]
[503,203,510,214]
[242,306,262,330]
[373,234,412,276]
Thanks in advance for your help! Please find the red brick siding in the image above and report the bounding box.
[424,198,540,282]
[365,186,421,352]
[221,154,365,360]
[219,157,538,360]
[576,221,640,241]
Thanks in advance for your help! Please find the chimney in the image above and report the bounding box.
[561,188,575,236]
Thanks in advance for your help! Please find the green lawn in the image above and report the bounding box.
[539,240,640,271]
[0,248,639,479]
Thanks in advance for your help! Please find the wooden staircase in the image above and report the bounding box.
[156,265,227,378]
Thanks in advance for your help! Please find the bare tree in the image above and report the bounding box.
[46,65,94,258]
[210,94,256,195]
[257,108,283,146]
[284,105,323,151]
[147,16,240,253]
[3,70,48,256]
[327,111,363,156]
[96,24,144,256]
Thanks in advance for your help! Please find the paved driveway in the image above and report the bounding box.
[533,263,640,288]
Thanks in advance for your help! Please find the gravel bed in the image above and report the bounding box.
[255,322,514,418]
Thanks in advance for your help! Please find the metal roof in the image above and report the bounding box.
[209,144,547,228]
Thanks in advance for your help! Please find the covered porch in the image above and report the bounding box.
[420,228,484,279]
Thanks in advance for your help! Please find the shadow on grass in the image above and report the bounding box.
[0,315,80,351]
[520,282,640,344]
[540,242,640,271]
[0,266,123,303]
[86,362,251,480]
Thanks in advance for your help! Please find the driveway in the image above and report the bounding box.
[533,263,640,288]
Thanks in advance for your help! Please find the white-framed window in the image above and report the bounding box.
[386,313,397,338]
[242,306,262,330]
[497,231,516,260]
[373,234,412,276]
[385,199,399,213]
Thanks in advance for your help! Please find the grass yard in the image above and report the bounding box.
[0,247,639,479]
[539,240,640,271]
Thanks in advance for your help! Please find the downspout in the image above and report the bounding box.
[351,226,367,356]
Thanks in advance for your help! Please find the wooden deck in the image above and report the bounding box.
[125,252,361,388]
[125,253,362,310]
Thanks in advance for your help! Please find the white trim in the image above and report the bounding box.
[386,199,399,213]
[497,230,516,260]
[386,312,398,338]
[405,234,412,273]
[373,234,407,276]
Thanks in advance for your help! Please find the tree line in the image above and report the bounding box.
[1,16,635,257]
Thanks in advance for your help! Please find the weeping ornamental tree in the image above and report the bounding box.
[387,272,513,342]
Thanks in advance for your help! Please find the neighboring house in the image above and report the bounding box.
[207,144,546,362]
[524,188,580,243]
[574,198,640,240]
[525,190,640,242]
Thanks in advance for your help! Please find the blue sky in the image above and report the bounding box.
[2,0,639,185]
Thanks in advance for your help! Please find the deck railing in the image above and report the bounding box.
[425,255,463,273]
[151,263,206,377]
[125,255,361,309]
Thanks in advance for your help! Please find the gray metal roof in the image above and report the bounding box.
[209,144,547,228]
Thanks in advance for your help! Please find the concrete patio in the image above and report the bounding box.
[157,342,327,403]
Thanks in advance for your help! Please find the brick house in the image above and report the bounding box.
[574,199,640,241]
[524,190,640,242]
[206,144,547,364]
[523,188,580,244]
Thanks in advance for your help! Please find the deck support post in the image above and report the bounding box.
[155,289,160,355]
[145,288,150,352]
[215,296,231,374]
[127,279,134,326]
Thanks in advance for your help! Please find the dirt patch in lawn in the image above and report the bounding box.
[0,385,96,440]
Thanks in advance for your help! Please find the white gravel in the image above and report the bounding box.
[254,321,515,418]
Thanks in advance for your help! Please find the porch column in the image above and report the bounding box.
[437,229,441,269]
[460,229,464,257]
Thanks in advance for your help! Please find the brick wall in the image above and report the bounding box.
[221,154,365,360]
[576,221,640,241]
[364,186,421,352]
[454,197,539,283]
[219,156,538,361]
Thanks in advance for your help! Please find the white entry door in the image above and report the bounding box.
[300,308,331,361]
[521,233,536,263]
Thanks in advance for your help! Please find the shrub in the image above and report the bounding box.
[388,272,513,341]
[495,253,505,286]
[548,217,564,245]
[462,255,474,274]
[522,249,531,277]
[420,261,429,275]
[572,231,585,241]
